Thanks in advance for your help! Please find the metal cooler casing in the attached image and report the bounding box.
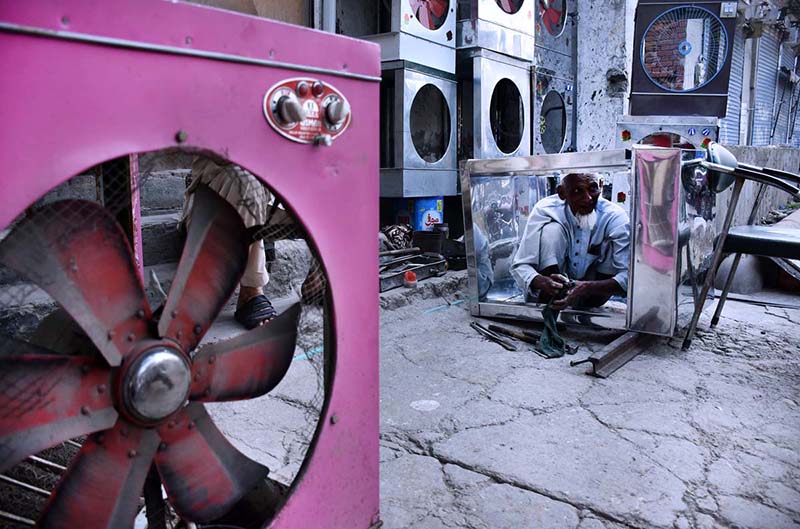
[531,67,575,154]
[612,115,720,211]
[338,0,457,73]
[0,1,381,527]
[380,61,458,197]
[457,48,532,160]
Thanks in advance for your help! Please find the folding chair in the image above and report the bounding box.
[682,143,800,350]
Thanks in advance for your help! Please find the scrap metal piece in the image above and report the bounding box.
[379,253,447,292]
[190,303,300,402]
[0,346,117,473]
[37,420,159,529]
[470,321,517,351]
[487,324,540,344]
[0,200,152,366]
[158,185,249,352]
[570,331,655,378]
[155,403,269,522]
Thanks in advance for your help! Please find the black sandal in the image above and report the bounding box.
[234,294,277,330]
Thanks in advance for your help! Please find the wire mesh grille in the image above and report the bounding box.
[641,6,728,92]
[0,149,329,529]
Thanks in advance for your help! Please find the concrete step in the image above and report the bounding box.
[141,211,184,266]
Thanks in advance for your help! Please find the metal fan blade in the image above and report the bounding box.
[0,344,117,472]
[37,420,159,529]
[155,402,269,522]
[429,0,448,18]
[416,4,433,29]
[158,185,249,352]
[190,303,301,402]
[0,200,151,367]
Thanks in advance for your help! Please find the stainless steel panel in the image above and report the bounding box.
[627,147,683,336]
[459,0,536,37]
[366,32,456,73]
[456,18,534,60]
[380,168,459,197]
[615,115,720,149]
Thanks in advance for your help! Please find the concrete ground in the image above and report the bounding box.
[378,273,800,529]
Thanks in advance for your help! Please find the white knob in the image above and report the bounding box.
[326,97,350,127]
[276,94,306,125]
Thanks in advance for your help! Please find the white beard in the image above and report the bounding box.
[574,209,598,231]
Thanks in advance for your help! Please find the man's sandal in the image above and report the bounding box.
[234,294,277,330]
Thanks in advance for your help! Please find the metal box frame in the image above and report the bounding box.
[460,147,717,337]
[0,1,381,527]
[457,48,532,160]
[380,61,459,197]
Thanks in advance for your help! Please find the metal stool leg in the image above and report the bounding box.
[682,177,744,350]
[710,252,742,327]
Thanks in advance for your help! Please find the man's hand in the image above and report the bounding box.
[532,273,570,297]
[551,281,595,310]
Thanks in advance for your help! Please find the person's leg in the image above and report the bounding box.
[238,240,269,308]
[234,240,276,329]
[530,222,569,303]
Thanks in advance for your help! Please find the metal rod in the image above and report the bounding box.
[26,455,66,472]
[682,176,745,350]
[65,440,83,449]
[0,22,381,82]
[0,474,51,498]
[0,509,35,527]
[711,252,743,327]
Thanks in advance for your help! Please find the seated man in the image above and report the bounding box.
[510,172,630,309]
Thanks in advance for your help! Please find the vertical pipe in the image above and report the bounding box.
[746,37,759,145]
[322,0,336,33]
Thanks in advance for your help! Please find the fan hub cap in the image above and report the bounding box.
[124,346,191,422]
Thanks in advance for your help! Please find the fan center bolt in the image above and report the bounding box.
[124,347,191,422]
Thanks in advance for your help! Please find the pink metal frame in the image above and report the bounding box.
[0,1,380,528]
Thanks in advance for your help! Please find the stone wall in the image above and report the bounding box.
[575,0,638,151]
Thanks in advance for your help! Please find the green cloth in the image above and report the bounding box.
[536,305,577,359]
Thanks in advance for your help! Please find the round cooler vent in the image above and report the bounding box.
[641,5,728,92]
[490,78,524,155]
[410,84,451,163]
[540,90,567,153]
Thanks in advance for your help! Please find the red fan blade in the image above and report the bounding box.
[0,341,117,472]
[158,186,249,352]
[37,420,159,529]
[416,4,434,29]
[498,0,516,13]
[542,6,562,32]
[155,403,269,522]
[190,303,301,402]
[0,200,151,367]
[428,0,448,18]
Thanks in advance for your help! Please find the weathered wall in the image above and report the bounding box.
[717,146,800,230]
[185,0,309,26]
[575,0,637,151]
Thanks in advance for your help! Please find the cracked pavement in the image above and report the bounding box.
[379,274,800,529]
